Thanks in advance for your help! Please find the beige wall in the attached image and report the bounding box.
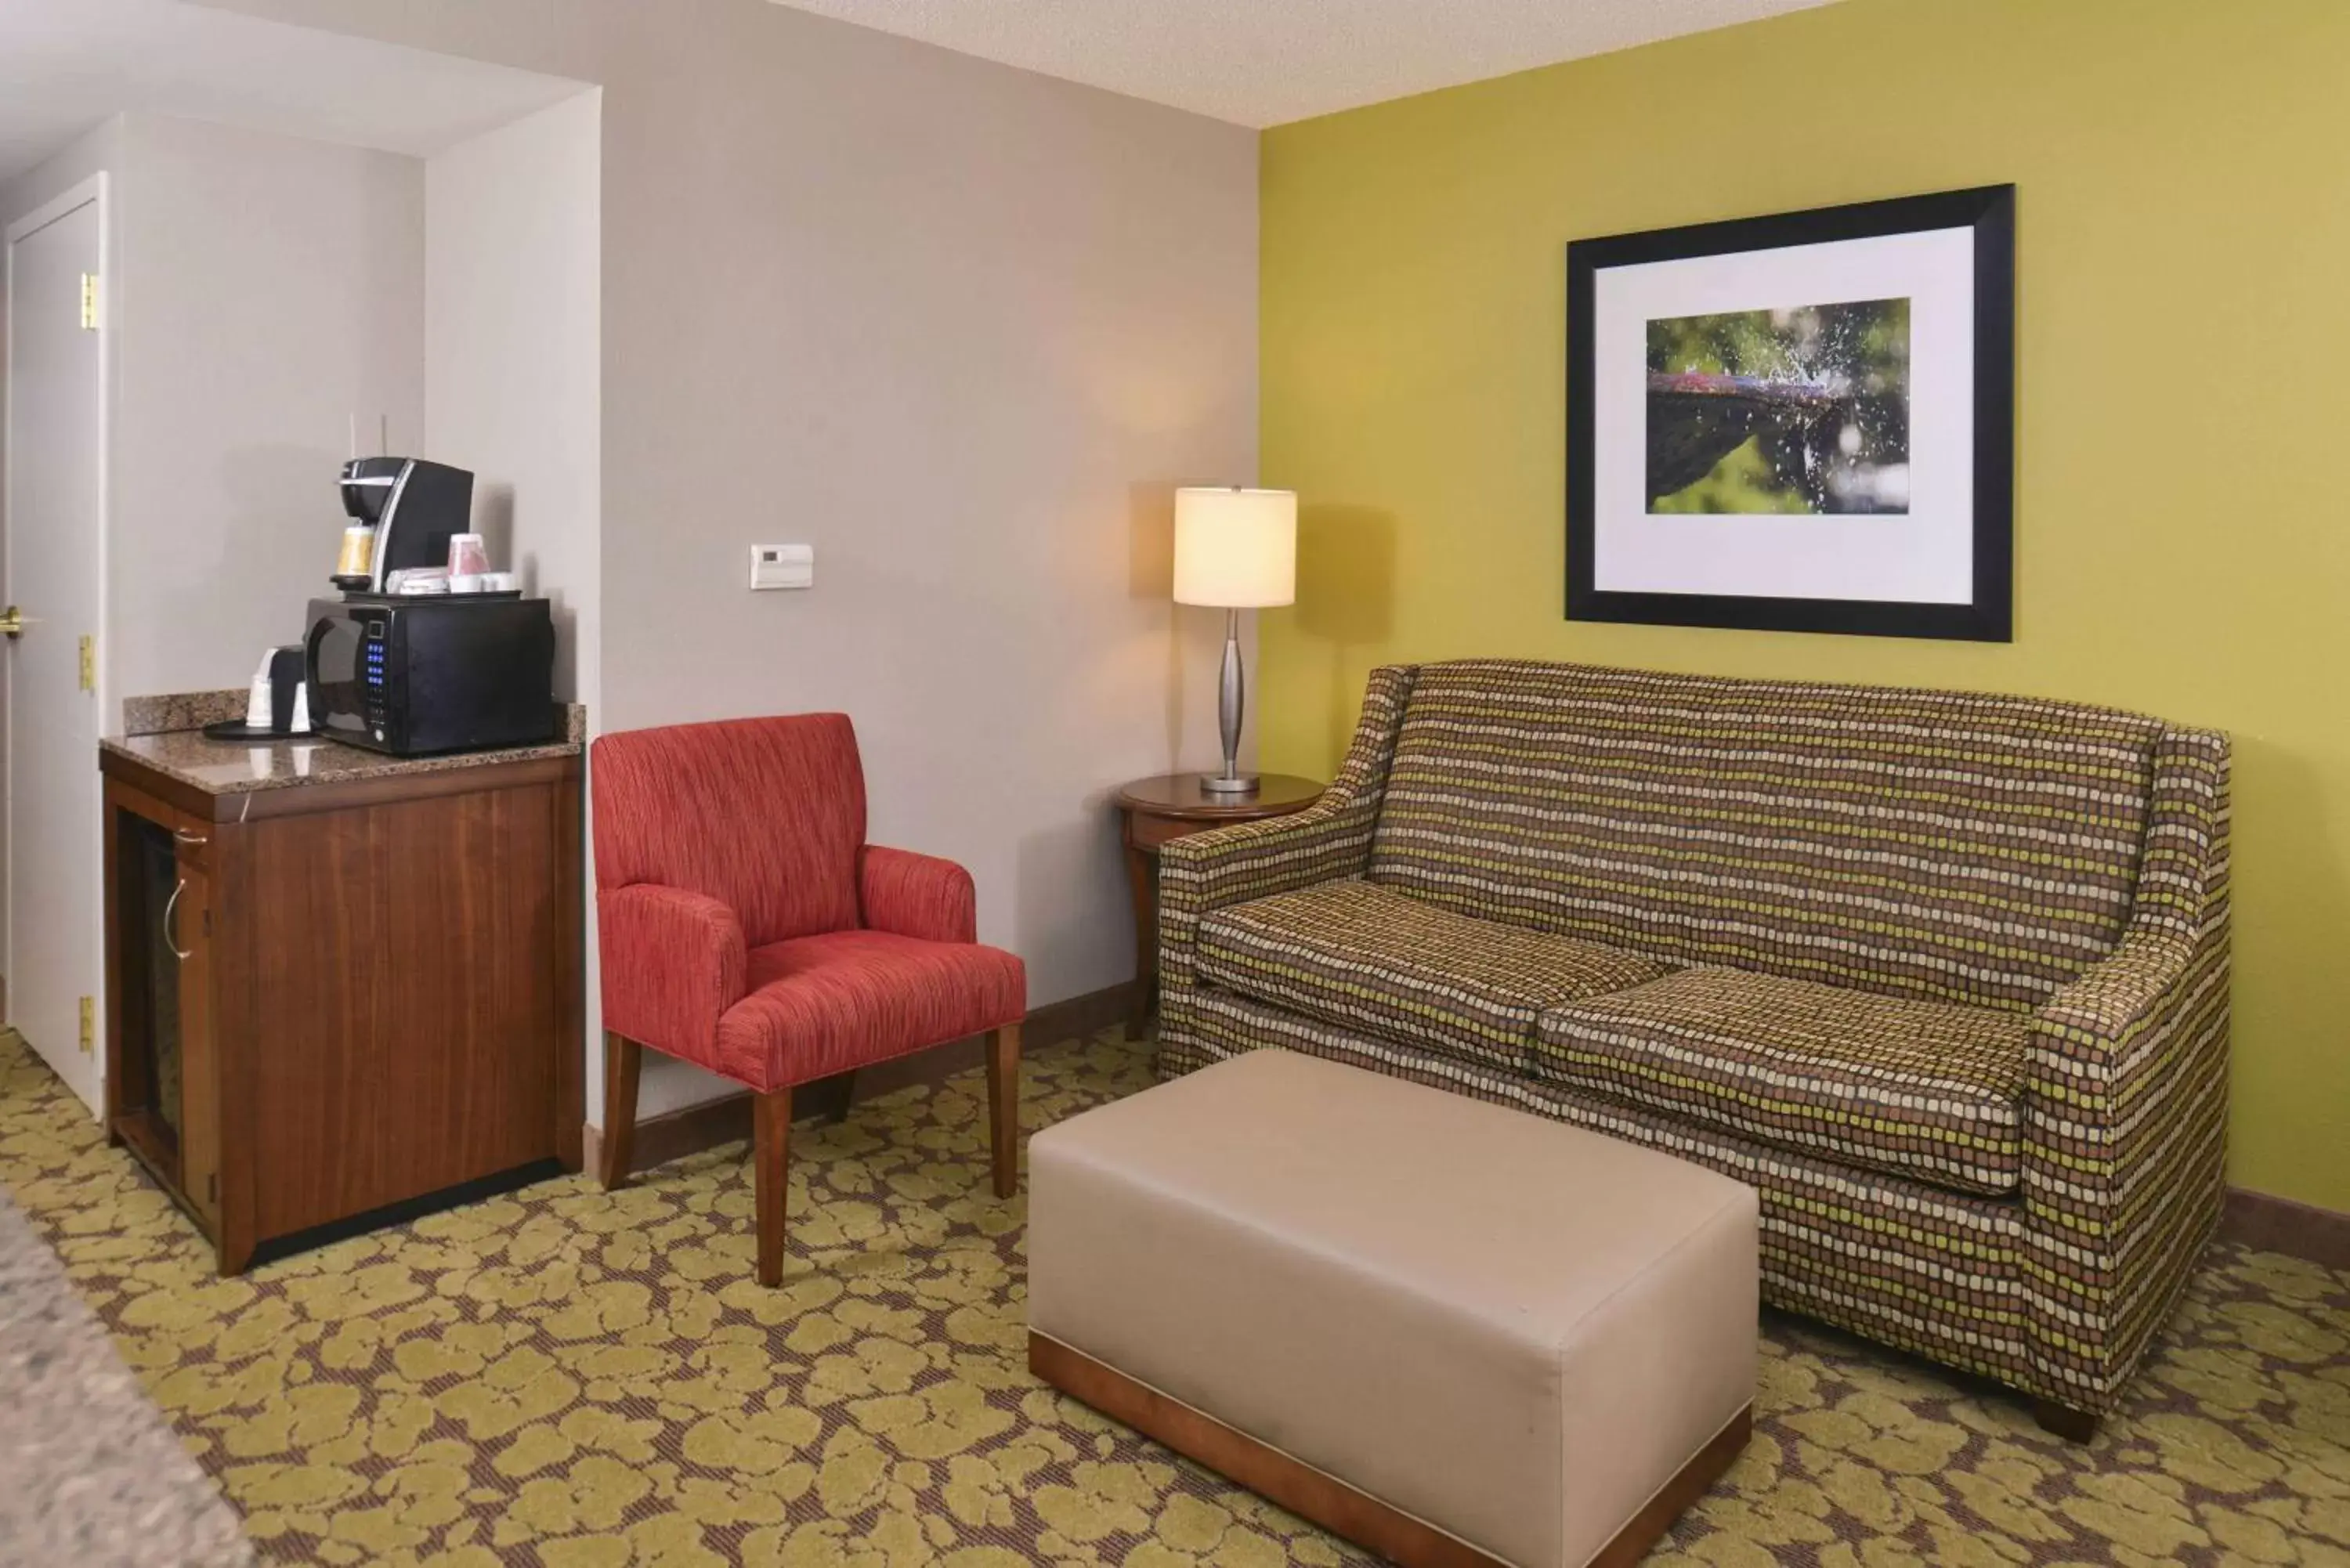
[197,0,1261,1120]
[425,90,602,714]
[4,111,425,707]
[110,114,425,699]
[424,87,613,1099]
[0,118,123,238]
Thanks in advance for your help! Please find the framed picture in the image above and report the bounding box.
[1566,184,2015,641]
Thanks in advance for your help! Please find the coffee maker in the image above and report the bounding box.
[333,457,475,596]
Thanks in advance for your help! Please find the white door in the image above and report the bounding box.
[4,179,107,1113]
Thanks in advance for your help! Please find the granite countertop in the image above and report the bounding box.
[106,690,585,798]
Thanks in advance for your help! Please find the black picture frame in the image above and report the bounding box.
[1566,184,2015,641]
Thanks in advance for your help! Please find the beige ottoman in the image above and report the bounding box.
[1027,1049,1758,1568]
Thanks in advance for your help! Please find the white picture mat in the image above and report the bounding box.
[1591,226,1976,603]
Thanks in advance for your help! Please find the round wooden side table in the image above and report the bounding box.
[1115,772,1325,1031]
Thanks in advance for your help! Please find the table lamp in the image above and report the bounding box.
[1173,486,1296,796]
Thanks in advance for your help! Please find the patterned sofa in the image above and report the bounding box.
[1155,660,2231,1434]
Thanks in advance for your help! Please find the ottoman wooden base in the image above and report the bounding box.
[1032,1331,1750,1568]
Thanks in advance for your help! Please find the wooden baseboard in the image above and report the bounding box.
[2221,1187,2350,1271]
[583,978,1143,1181]
[1028,1331,1748,1568]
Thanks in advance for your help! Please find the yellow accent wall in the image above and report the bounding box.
[1259,0,2350,1209]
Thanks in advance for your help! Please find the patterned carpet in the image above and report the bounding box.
[2,1027,2348,1567]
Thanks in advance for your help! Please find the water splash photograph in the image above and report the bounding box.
[1646,298,1911,515]
[1567,184,2014,641]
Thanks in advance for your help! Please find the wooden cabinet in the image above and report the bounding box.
[105,788,222,1230]
[101,745,584,1274]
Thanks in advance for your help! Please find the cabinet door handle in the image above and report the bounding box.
[164,877,192,961]
[174,827,208,847]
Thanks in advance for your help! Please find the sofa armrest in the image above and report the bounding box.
[2033,930,2198,1053]
[2026,725,2229,1167]
[1155,666,1417,997]
[2028,928,2211,1137]
[598,883,749,1065]
[1155,791,1382,1000]
[860,844,977,945]
[1159,792,1375,913]
[2018,724,2230,1411]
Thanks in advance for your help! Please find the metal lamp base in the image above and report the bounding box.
[1201,606,1261,800]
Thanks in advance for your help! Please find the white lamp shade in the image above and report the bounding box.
[1173,487,1296,609]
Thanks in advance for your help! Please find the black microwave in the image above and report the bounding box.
[306,596,557,756]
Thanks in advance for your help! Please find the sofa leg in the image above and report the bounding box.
[755,1087,792,1287]
[2033,1398,2101,1443]
[600,1032,642,1191]
[985,1022,1021,1201]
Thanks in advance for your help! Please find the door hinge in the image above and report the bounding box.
[78,634,95,692]
[79,273,98,331]
[78,996,94,1055]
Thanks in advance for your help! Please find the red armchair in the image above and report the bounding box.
[591,714,1027,1284]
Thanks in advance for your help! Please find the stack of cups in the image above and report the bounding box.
[447,533,490,593]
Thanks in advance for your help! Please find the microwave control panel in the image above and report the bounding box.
[363,616,392,742]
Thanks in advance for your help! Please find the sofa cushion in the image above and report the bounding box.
[1368,659,2164,1011]
[1531,966,2030,1196]
[1198,879,1671,1069]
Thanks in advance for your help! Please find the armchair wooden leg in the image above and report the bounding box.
[754,1087,792,1287]
[600,1031,642,1191]
[985,1022,1021,1201]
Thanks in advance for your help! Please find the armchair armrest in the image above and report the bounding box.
[860,845,978,944]
[598,883,749,1065]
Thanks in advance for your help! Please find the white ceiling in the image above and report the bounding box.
[0,0,589,186]
[764,0,1839,127]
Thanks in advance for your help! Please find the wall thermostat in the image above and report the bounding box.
[750,544,813,591]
